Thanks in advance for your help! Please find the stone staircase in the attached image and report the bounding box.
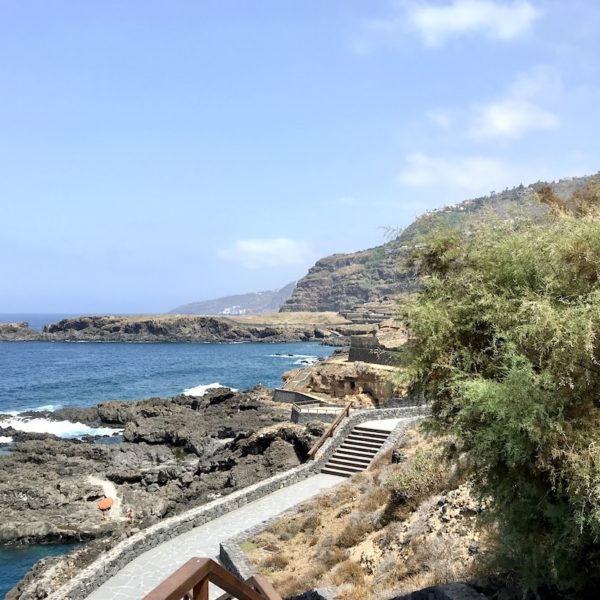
[321,424,392,477]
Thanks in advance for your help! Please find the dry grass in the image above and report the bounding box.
[244,426,484,600]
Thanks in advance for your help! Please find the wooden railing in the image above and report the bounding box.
[306,402,352,460]
[143,558,282,600]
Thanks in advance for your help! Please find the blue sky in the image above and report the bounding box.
[1,0,599,313]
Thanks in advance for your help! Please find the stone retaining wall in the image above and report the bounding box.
[348,335,401,366]
[49,406,428,600]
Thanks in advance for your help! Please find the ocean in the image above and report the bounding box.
[0,335,333,597]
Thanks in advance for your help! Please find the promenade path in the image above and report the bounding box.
[86,418,402,600]
[86,473,344,600]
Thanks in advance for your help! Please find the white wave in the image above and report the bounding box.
[183,382,238,397]
[1,416,121,439]
[35,404,60,412]
[0,404,60,416]
[293,357,318,365]
[0,436,13,444]
[269,353,319,359]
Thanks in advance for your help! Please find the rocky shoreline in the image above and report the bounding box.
[0,386,325,599]
[0,314,361,344]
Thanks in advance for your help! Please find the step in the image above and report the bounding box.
[334,449,374,461]
[323,461,363,474]
[350,429,390,442]
[330,454,372,466]
[351,427,388,437]
[335,449,377,461]
[321,467,353,478]
[339,442,379,455]
[344,437,383,450]
[353,426,391,436]
[350,434,389,444]
[354,426,393,436]
[329,457,370,470]
[346,435,384,446]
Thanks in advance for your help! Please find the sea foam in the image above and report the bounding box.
[183,382,238,397]
[0,416,120,439]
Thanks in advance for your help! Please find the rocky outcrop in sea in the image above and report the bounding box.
[0,315,343,343]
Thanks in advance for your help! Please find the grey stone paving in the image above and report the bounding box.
[87,473,343,600]
[361,418,401,431]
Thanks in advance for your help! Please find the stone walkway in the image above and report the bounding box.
[86,473,344,600]
[361,418,401,432]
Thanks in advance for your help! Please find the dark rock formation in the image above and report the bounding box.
[29,314,334,343]
[0,322,42,341]
[0,387,320,547]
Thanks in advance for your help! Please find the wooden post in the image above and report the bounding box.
[193,579,209,600]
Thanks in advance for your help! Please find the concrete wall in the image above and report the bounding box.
[273,389,321,404]
[348,335,401,366]
[48,406,428,600]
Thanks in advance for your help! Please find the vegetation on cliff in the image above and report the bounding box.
[401,177,600,596]
[282,174,597,313]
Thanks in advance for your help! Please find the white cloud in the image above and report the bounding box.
[357,0,539,51]
[397,152,517,194]
[468,67,560,140]
[217,238,314,269]
[407,0,540,46]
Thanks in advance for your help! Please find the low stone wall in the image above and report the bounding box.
[49,406,429,600]
[273,389,322,404]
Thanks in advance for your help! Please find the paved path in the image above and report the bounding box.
[361,418,401,432]
[87,474,343,600]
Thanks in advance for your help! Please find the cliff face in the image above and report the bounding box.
[281,175,596,312]
[280,241,414,313]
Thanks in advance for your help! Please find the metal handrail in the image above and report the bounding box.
[292,404,343,415]
[306,402,352,460]
[143,557,282,600]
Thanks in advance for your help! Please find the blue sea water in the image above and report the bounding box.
[0,544,80,599]
[0,336,333,596]
[0,340,332,414]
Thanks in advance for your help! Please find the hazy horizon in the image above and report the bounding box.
[2,1,599,313]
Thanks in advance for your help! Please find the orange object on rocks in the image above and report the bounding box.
[97,497,113,511]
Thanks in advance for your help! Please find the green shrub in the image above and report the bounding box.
[401,182,600,596]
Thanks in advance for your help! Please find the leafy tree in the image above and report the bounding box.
[400,182,600,597]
